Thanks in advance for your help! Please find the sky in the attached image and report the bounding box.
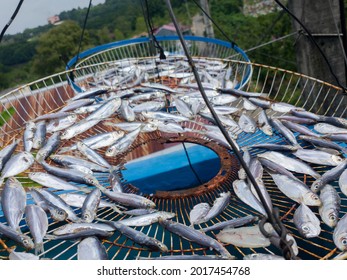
[0,0,106,35]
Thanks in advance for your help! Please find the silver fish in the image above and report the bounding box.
[242,98,258,111]
[251,143,299,152]
[293,148,344,166]
[59,98,95,112]
[28,172,89,193]
[119,99,135,122]
[339,169,347,196]
[281,120,321,137]
[0,222,34,250]
[269,118,299,147]
[314,123,347,134]
[59,193,125,213]
[46,114,78,133]
[258,157,298,180]
[74,103,103,114]
[0,152,35,184]
[141,111,189,123]
[81,188,101,223]
[276,115,317,124]
[238,148,251,180]
[248,98,271,109]
[32,121,46,150]
[104,220,168,252]
[293,204,321,238]
[216,223,271,248]
[202,192,231,222]
[23,122,36,152]
[238,113,257,133]
[33,188,81,222]
[324,133,347,143]
[68,164,93,175]
[201,215,257,232]
[1,177,26,233]
[52,222,114,236]
[159,219,234,259]
[319,185,340,228]
[76,141,111,169]
[61,118,100,140]
[210,94,238,105]
[290,109,323,121]
[69,87,108,101]
[118,211,175,227]
[77,236,108,260]
[270,102,297,113]
[258,109,273,136]
[174,97,194,118]
[105,128,141,157]
[85,97,121,121]
[36,132,61,162]
[243,253,284,260]
[311,160,347,192]
[123,208,157,216]
[50,154,108,173]
[95,184,155,209]
[189,203,210,226]
[109,170,123,193]
[333,213,347,251]
[0,139,19,171]
[201,105,239,115]
[258,151,321,179]
[132,101,166,113]
[233,180,267,216]
[24,204,48,254]
[269,173,321,206]
[299,135,347,155]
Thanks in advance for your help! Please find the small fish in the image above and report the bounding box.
[333,213,347,251]
[23,122,36,152]
[52,222,114,236]
[119,99,135,122]
[250,143,298,152]
[216,223,271,248]
[132,101,166,113]
[202,192,231,222]
[85,97,121,121]
[238,113,256,133]
[25,205,48,255]
[290,109,323,121]
[59,98,95,112]
[77,141,111,169]
[293,204,321,238]
[210,94,238,105]
[276,115,317,124]
[104,220,168,252]
[77,237,108,260]
[293,148,344,166]
[258,109,273,136]
[69,87,108,101]
[159,218,234,259]
[117,211,175,227]
[201,215,257,232]
[270,102,297,113]
[269,173,321,206]
[61,118,100,140]
[0,139,19,172]
[36,132,61,162]
[281,120,321,137]
[32,121,46,150]
[105,128,141,157]
[174,97,194,118]
[269,118,299,147]
[243,253,284,260]
[81,188,101,223]
[299,135,347,155]
[258,157,298,180]
[189,203,210,226]
[242,98,258,111]
[319,185,340,228]
[0,222,34,250]
[311,160,347,192]
[1,177,26,233]
[258,151,321,179]
[314,123,347,134]
[0,152,35,185]
[46,114,78,133]
[324,133,347,143]
[50,154,108,173]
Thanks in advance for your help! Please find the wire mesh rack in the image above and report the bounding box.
[0,38,347,260]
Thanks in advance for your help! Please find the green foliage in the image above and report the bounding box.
[0,107,15,127]
[32,21,90,76]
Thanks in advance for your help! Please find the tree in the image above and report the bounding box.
[32,21,90,76]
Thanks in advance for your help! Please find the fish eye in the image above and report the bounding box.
[329,215,336,221]
[342,239,347,246]
[302,226,310,233]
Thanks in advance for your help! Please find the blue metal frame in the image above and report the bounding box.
[66,36,251,92]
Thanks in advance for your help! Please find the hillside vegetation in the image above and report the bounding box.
[0,0,298,90]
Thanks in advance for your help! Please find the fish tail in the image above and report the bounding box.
[35,243,44,255]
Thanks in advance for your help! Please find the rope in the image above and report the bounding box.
[165,0,297,259]
[0,0,25,43]
[190,0,237,48]
[181,142,203,185]
[274,0,347,92]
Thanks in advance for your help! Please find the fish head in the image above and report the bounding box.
[311,180,324,193]
[144,200,156,209]
[82,210,94,223]
[335,232,347,251]
[76,141,87,150]
[156,241,168,252]
[68,114,78,121]
[20,235,35,250]
[112,131,125,139]
[49,207,68,222]
[323,209,339,228]
[303,192,321,206]
[299,222,321,238]
[85,175,100,187]
[332,155,344,165]
[142,123,158,132]
[61,129,74,140]
[105,146,117,157]
[262,125,273,136]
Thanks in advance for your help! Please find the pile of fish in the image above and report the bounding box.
[0,56,346,260]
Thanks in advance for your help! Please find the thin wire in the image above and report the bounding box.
[327,0,347,67]
[190,0,237,47]
[0,0,25,43]
[274,0,347,92]
[181,143,203,185]
[74,0,93,66]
